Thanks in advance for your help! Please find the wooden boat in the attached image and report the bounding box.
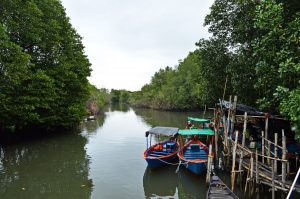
[178,128,214,175]
[144,127,179,169]
[206,176,239,199]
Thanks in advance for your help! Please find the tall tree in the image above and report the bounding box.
[0,0,91,131]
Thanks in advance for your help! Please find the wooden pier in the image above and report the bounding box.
[219,95,300,198]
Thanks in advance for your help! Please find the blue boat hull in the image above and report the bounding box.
[178,140,209,175]
[181,159,207,175]
[144,140,179,169]
[146,155,178,169]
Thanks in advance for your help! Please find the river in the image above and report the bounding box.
[0,105,294,198]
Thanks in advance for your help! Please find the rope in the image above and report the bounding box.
[156,158,180,166]
[175,160,189,173]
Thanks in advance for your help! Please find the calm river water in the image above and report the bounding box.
[0,105,295,198]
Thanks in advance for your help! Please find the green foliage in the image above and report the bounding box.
[0,0,91,131]
[252,0,300,128]
[111,89,131,104]
[86,84,110,115]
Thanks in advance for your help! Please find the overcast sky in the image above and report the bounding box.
[61,0,214,91]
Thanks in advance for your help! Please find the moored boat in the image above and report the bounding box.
[206,176,239,199]
[144,127,179,169]
[177,128,214,175]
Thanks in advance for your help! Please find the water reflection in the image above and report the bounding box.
[0,132,92,199]
[110,103,130,112]
[83,113,106,133]
[133,108,213,128]
[143,166,178,199]
[177,169,207,199]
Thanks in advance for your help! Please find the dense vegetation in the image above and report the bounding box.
[0,0,91,132]
[86,84,110,115]
[130,0,300,129]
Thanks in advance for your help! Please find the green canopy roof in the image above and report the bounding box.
[178,129,214,136]
[188,117,210,123]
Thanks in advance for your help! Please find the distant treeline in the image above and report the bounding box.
[0,0,92,132]
[129,0,300,129]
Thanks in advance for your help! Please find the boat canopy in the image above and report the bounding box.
[188,117,210,123]
[145,126,179,137]
[178,129,214,136]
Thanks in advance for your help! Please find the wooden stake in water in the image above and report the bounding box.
[272,160,275,199]
[238,112,247,172]
[230,96,238,136]
[261,131,265,164]
[256,148,259,184]
[282,130,286,189]
[274,133,278,174]
[206,144,213,185]
[267,140,271,166]
[231,130,239,191]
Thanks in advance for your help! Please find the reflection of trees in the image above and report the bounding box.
[177,169,207,199]
[143,166,178,199]
[83,113,106,133]
[133,108,213,128]
[110,103,130,112]
[0,132,92,199]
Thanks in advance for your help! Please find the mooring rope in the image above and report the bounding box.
[156,158,180,166]
[175,160,189,173]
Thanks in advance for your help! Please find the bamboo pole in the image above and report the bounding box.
[214,107,219,161]
[206,144,213,185]
[267,140,271,165]
[272,160,275,199]
[274,133,278,174]
[282,130,286,189]
[227,95,232,136]
[226,96,232,168]
[223,115,228,148]
[222,76,228,102]
[231,130,239,191]
[230,96,238,137]
[245,163,251,193]
[238,112,247,173]
[286,167,300,199]
[260,181,289,192]
[265,116,269,141]
[262,131,265,164]
[261,136,285,150]
[255,148,259,184]
[250,153,254,179]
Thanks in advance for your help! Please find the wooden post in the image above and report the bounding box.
[231,130,239,191]
[206,144,213,185]
[267,140,271,165]
[282,130,286,189]
[226,95,232,169]
[238,112,247,172]
[256,148,259,184]
[214,108,219,162]
[250,153,254,179]
[272,160,275,199]
[230,96,238,137]
[227,95,232,136]
[265,116,269,140]
[261,131,265,164]
[274,133,278,174]
[223,115,228,148]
